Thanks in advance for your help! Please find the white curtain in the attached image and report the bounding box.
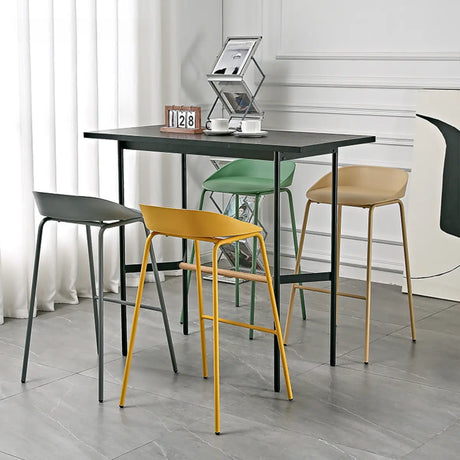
[0,0,181,323]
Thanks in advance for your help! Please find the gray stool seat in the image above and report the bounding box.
[34,192,142,222]
[22,192,177,402]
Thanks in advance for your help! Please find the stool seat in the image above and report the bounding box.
[308,185,404,207]
[204,177,286,195]
[306,165,408,206]
[202,159,295,195]
[34,192,141,222]
[142,206,262,239]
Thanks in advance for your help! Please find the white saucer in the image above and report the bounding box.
[233,130,268,138]
[204,129,235,136]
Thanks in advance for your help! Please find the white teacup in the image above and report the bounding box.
[241,119,261,133]
[206,118,229,131]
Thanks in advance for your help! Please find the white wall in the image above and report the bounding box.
[214,0,460,285]
[169,0,225,212]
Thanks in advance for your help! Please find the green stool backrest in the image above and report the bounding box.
[203,159,296,194]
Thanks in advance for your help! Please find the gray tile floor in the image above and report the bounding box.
[1,275,459,459]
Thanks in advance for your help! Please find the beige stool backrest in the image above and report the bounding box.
[308,166,408,202]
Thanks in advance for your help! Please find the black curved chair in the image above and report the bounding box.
[21,192,177,402]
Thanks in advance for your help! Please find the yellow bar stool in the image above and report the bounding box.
[284,166,416,363]
[119,205,293,434]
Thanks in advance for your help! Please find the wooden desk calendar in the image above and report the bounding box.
[160,105,203,134]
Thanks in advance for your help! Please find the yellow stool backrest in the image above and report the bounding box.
[140,204,262,240]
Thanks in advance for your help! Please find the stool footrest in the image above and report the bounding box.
[293,285,366,300]
[179,262,268,283]
[125,261,182,272]
[103,297,163,312]
[201,314,276,335]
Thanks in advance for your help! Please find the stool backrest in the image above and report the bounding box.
[140,205,262,239]
[205,159,296,188]
[308,166,408,199]
[33,191,140,222]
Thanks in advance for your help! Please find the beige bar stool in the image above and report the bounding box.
[284,166,416,363]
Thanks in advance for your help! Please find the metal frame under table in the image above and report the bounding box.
[84,125,375,392]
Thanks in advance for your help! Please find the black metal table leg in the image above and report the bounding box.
[330,148,338,366]
[181,153,188,335]
[118,142,128,356]
[273,151,281,392]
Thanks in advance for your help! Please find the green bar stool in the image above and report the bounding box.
[186,159,306,339]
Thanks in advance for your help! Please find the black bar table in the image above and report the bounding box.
[84,125,375,391]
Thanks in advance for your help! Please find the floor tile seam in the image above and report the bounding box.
[332,321,412,355]
[211,390,413,458]
[411,300,460,321]
[286,311,414,330]
[0,448,25,460]
[185,408,372,459]
[110,439,155,460]
[368,313,460,343]
[69,343,163,378]
[290,377,422,449]
[400,416,460,458]
[117,379,220,413]
[0,371,82,404]
[251,362,418,447]
[292,297,457,324]
[110,428,192,460]
[181,424,240,459]
[399,322,460,340]
[370,322,411,340]
[286,361,327,380]
[329,361,460,395]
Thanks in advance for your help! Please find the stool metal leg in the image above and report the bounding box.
[336,205,343,325]
[186,189,207,290]
[284,200,312,344]
[22,217,49,383]
[119,233,154,407]
[234,194,240,307]
[257,233,293,401]
[85,225,99,354]
[143,226,177,373]
[398,200,416,342]
[249,195,260,339]
[285,188,306,320]
[98,227,106,402]
[364,206,375,364]
[212,243,221,435]
[183,189,207,323]
[195,240,208,378]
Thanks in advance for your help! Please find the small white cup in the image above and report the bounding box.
[206,118,229,131]
[241,119,261,133]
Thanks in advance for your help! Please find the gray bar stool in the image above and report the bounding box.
[21,191,177,402]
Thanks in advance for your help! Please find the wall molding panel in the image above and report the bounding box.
[276,51,460,61]
[294,159,411,172]
[280,226,403,248]
[262,102,415,118]
[272,242,405,276]
[265,76,460,90]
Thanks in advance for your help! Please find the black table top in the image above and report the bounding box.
[84,125,375,161]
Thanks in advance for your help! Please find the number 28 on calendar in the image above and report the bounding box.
[161,105,203,134]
